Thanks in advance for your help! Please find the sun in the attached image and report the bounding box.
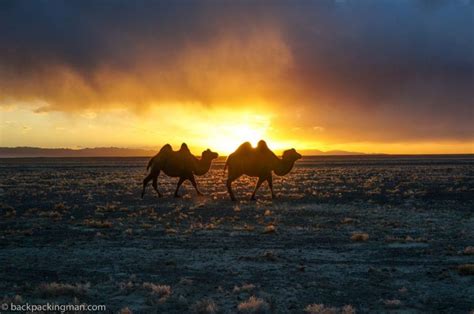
[206,121,267,155]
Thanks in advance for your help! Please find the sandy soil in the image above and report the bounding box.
[0,156,473,313]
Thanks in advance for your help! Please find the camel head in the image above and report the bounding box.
[282,148,302,162]
[201,149,219,161]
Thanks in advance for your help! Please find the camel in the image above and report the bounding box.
[142,143,218,198]
[224,140,302,201]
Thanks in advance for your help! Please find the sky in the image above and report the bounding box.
[0,0,473,154]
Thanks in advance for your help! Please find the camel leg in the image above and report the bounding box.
[226,177,237,201]
[174,177,186,198]
[141,173,154,198]
[188,175,203,196]
[152,171,163,198]
[267,175,276,199]
[250,177,265,200]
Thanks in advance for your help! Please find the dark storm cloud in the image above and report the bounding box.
[0,0,473,142]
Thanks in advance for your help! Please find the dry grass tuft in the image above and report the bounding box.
[385,235,426,243]
[37,282,90,297]
[166,228,178,234]
[119,307,133,314]
[142,283,172,299]
[190,298,219,314]
[53,202,68,211]
[39,211,62,220]
[457,264,474,276]
[141,223,153,229]
[304,304,355,314]
[233,283,256,293]
[118,281,135,292]
[351,232,369,242]
[341,218,356,224]
[463,246,474,255]
[1,294,23,305]
[383,299,401,307]
[83,219,112,228]
[179,277,194,286]
[263,225,276,234]
[237,296,270,313]
[5,209,16,218]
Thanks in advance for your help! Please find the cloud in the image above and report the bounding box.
[0,0,473,143]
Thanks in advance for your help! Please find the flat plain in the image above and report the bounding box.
[0,156,473,313]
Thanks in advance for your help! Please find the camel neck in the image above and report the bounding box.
[193,158,212,175]
[274,158,295,176]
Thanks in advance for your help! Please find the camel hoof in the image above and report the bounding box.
[174,194,181,198]
[158,194,163,198]
[250,196,256,201]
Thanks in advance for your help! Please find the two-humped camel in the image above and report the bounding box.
[224,140,302,201]
[142,143,218,198]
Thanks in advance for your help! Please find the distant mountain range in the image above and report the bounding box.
[0,147,157,157]
[299,149,365,156]
[0,146,365,157]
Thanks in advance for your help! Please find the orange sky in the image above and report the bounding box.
[0,1,473,155]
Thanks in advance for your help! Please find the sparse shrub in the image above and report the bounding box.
[36,282,90,297]
[351,232,369,242]
[237,296,269,313]
[458,264,474,275]
[190,299,218,314]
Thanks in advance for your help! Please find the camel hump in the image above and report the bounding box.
[147,144,172,170]
[257,140,269,151]
[159,144,173,154]
[179,143,191,153]
[235,141,253,154]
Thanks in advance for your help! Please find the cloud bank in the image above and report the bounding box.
[1,0,473,143]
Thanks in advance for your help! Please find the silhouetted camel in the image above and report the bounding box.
[142,143,218,198]
[224,140,302,201]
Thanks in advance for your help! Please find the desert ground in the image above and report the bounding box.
[0,156,473,313]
